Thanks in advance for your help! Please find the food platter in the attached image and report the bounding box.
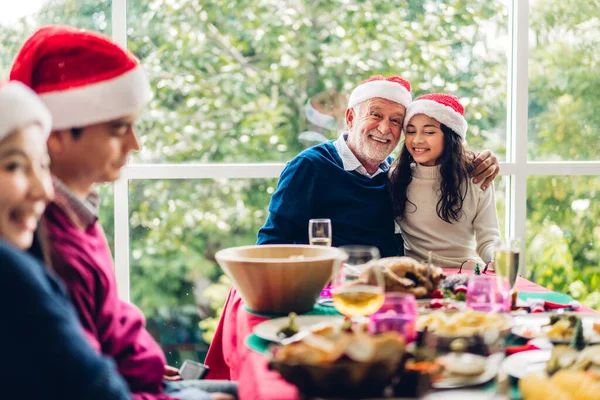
[511,312,600,344]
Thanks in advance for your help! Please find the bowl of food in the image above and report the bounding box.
[416,310,513,355]
[215,245,347,314]
[268,323,407,398]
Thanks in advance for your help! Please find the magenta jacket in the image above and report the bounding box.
[44,203,176,400]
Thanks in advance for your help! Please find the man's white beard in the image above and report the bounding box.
[360,129,394,163]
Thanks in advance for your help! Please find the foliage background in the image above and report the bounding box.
[1,0,598,363]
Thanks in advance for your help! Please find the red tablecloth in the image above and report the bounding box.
[204,274,584,400]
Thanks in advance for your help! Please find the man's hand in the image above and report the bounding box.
[210,394,236,400]
[164,365,182,381]
[470,150,499,190]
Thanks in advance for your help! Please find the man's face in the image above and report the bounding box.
[345,98,405,167]
[50,115,140,187]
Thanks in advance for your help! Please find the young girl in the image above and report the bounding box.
[389,93,500,269]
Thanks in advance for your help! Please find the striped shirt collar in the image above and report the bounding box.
[333,133,390,178]
[52,177,99,230]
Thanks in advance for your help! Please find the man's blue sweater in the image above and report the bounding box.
[257,141,400,257]
[0,240,131,400]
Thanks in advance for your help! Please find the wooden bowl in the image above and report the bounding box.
[268,359,398,398]
[215,245,347,314]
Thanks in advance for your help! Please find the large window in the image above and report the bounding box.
[1,0,598,365]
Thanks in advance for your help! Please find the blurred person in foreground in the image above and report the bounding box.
[0,80,132,400]
[10,25,235,400]
[256,75,500,256]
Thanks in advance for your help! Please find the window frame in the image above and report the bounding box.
[111,0,600,301]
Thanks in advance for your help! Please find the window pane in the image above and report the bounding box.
[528,0,600,161]
[128,178,276,364]
[127,0,509,164]
[0,0,112,77]
[527,176,600,310]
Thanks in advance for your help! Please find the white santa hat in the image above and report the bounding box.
[10,25,152,131]
[348,75,412,109]
[0,81,52,142]
[404,93,468,141]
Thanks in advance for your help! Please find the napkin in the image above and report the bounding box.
[543,300,580,310]
[520,298,580,312]
[505,343,541,355]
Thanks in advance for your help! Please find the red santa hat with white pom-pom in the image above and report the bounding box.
[404,93,468,141]
[0,81,52,142]
[9,25,152,131]
[348,75,412,109]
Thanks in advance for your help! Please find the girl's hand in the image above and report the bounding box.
[470,150,499,190]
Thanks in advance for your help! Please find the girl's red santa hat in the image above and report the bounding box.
[348,75,412,109]
[0,81,52,142]
[9,25,152,131]
[404,93,468,141]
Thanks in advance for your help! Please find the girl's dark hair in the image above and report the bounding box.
[389,124,471,223]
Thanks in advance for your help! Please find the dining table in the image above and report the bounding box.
[204,270,595,400]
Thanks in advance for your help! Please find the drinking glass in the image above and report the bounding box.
[368,293,417,342]
[466,275,511,313]
[494,237,521,289]
[331,246,384,317]
[309,218,332,247]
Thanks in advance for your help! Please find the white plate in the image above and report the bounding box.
[501,350,551,379]
[253,315,344,343]
[433,352,504,389]
[511,312,600,344]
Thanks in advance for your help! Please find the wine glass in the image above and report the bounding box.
[331,246,385,317]
[494,237,521,289]
[466,275,511,313]
[309,218,332,247]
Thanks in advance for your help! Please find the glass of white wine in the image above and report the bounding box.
[331,245,384,317]
[494,237,521,289]
[309,218,332,247]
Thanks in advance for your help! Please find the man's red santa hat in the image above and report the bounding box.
[10,25,152,130]
[348,75,412,109]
